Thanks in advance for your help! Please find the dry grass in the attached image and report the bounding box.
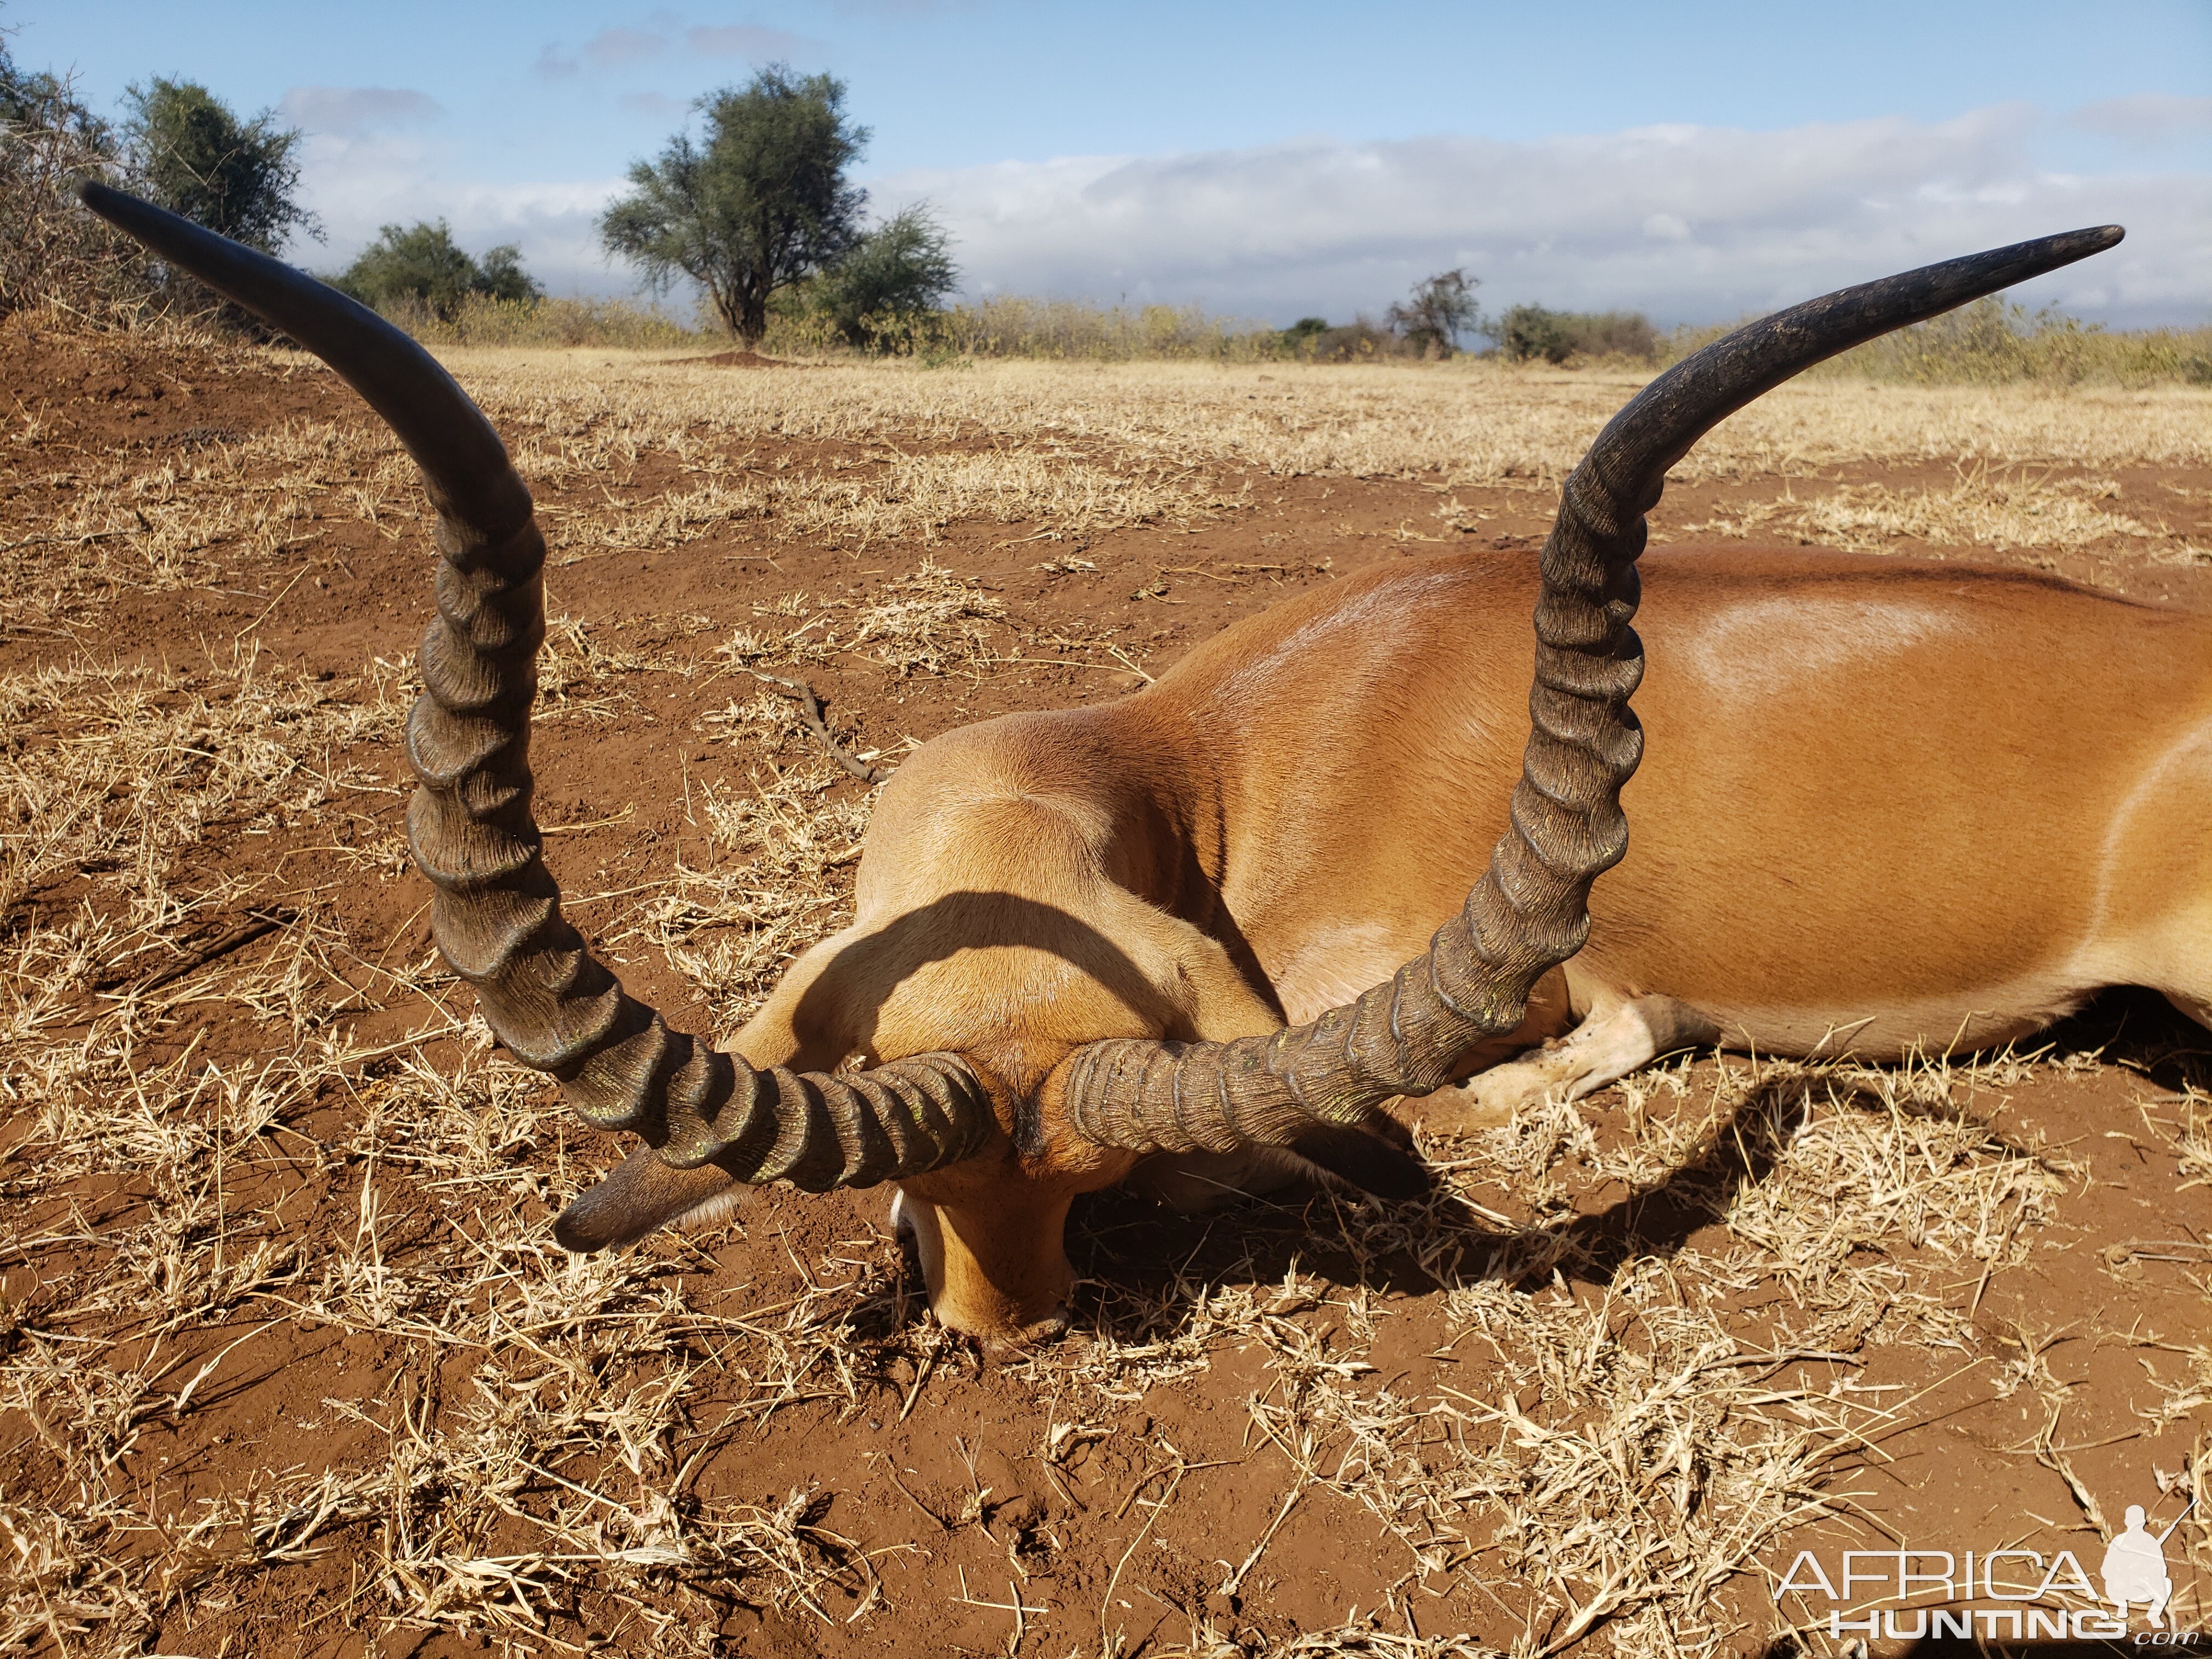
[404,351,2212,499]
[1678,463,2177,556]
[2,420,415,639]
[547,450,1198,556]
[5,343,2208,1656]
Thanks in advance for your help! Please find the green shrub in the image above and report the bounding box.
[795,204,957,349]
[330,221,541,321]
[1492,304,1658,365]
[601,65,867,343]
[121,76,314,255]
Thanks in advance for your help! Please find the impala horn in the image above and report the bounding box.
[77,183,1001,1243]
[1060,225,2125,1157]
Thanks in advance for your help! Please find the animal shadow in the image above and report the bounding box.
[1062,1045,2049,1347]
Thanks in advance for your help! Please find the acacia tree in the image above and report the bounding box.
[122,77,317,253]
[602,65,867,343]
[1387,268,1482,358]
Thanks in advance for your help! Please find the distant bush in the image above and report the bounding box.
[1304,318,1411,363]
[369,291,699,349]
[331,221,541,321]
[1662,296,2212,388]
[1491,304,1658,365]
[0,45,145,322]
[760,295,1293,362]
[1814,297,2211,388]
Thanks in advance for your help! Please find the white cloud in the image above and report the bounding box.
[279,86,441,137]
[292,131,630,296]
[867,108,2208,326]
[685,24,821,60]
[288,104,2209,325]
[537,19,822,79]
[2070,93,2212,147]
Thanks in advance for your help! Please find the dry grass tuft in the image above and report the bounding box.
[629,760,873,1037]
[1679,463,2162,554]
[715,560,1013,681]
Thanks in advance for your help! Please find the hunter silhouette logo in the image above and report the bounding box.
[2104,1497,2194,1629]
[1778,1487,2199,1641]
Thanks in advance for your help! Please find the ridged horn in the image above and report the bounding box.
[77,182,997,1194]
[1063,225,2125,1156]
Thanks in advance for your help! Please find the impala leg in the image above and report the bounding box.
[1425,995,1722,1122]
[2165,992,2212,1031]
[1123,1146,1314,1211]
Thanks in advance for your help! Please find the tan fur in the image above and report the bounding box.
[585,547,2212,1340]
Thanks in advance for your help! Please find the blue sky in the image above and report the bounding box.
[13,0,2211,325]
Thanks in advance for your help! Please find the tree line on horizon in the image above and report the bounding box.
[4,35,2206,383]
[0,36,1672,364]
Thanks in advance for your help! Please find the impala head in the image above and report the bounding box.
[81,180,2122,1344]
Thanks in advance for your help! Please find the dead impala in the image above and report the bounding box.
[86,187,2198,1346]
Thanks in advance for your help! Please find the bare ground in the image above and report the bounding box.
[3,325,2210,1659]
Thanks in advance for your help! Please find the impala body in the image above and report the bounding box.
[663,546,2212,1333]
[82,184,2172,1346]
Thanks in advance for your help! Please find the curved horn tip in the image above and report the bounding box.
[553,1146,740,1252]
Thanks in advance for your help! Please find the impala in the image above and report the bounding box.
[85,185,2193,1346]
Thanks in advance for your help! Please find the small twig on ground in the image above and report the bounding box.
[239,565,310,633]
[1218,1477,1307,1596]
[1102,1464,1185,1649]
[2035,1404,2113,1537]
[1971,1193,2030,1316]
[746,669,891,785]
[873,1455,953,1532]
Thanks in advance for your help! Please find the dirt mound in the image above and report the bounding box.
[664,348,801,369]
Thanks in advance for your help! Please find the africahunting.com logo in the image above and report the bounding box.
[1779,1491,2198,1643]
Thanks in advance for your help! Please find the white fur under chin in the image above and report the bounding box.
[671,1185,753,1233]
[888,1189,945,1302]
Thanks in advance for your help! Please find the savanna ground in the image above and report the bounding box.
[4,323,2211,1659]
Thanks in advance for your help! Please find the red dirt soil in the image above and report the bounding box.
[3,325,2209,1659]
